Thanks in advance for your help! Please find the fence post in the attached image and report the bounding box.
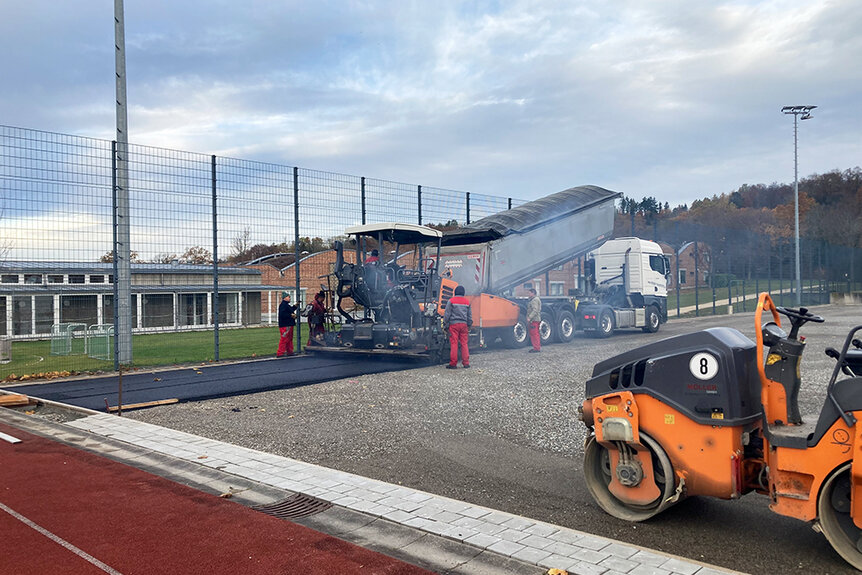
[361,176,366,225]
[712,264,716,316]
[694,240,699,317]
[508,197,512,210]
[768,241,772,296]
[111,141,120,371]
[466,192,471,224]
[779,242,784,306]
[675,249,680,317]
[727,251,732,310]
[294,167,302,353]
[211,155,220,362]
[417,185,422,225]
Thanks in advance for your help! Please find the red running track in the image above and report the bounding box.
[0,422,431,575]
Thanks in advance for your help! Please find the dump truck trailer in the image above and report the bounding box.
[435,185,620,346]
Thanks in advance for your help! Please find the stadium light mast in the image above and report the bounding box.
[781,105,816,308]
[115,0,132,365]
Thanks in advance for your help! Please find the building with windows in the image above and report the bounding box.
[657,241,712,290]
[241,250,354,324]
[0,261,281,339]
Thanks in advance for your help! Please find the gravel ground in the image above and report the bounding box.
[128,302,862,574]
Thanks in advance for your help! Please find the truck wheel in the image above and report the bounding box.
[642,306,661,333]
[501,314,529,348]
[596,310,614,338]
[555,310,575,343]
[539,312,554,345]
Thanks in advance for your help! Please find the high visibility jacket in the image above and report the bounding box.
[443,295,472,326]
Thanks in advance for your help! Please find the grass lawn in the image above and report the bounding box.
[1,324,312,382]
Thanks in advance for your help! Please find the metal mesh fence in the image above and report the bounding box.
[0,125,533,378]
[2,124,861,380]
[627,216,862,318]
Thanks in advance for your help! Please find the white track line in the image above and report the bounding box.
[0,501,124,575]
[0,431,21,444]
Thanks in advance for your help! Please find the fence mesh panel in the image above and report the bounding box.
[2,124,861,380]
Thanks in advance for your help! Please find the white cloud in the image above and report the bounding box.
[1,0,860,210]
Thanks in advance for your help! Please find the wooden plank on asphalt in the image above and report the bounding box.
[0,394,29,407]
[106,398,179,412]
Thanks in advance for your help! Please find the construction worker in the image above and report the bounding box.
[527,288,542,352]
[307,291,327,345]
[276,292,297,357]
[443,285,472,369]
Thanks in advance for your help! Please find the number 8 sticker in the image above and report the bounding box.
[689,352,718,380]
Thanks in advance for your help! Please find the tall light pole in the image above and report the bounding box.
[115,0,132,365]
[781,105,816,307]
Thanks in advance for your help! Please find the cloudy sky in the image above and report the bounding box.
[2,0,860,207]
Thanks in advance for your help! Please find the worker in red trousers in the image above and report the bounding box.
[443,285,472,369]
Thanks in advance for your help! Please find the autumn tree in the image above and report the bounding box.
[100,250,141,263]
[230,226,251,261]
[180,246,213,264]
[151,253,178,264]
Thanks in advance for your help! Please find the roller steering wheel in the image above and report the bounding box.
[775,306,824,323]
[775,306,823,340]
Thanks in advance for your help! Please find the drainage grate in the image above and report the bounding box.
[251,493,333,519]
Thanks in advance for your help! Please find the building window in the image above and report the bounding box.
[243,292,261,325]
[69,274,85,284]
[678,269,687,285]
[142,294,174,328]
[180,294,207,326]
[1,275,19,284]
[550,282,565,296]
[101,295,137,328]
[35,296,54,334]
[523,282,532,289]
[12,296,32,335]
[218,293,239,324]
[90,275,105,284]
[60,295,98,326]
[47,275,64,284]
[24,274,43,284]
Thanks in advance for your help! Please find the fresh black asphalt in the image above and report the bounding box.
[10,353,420,411]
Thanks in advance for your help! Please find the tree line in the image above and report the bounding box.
[616,167,862,284]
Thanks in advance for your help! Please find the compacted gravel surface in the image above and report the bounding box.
[130,303,862,575]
